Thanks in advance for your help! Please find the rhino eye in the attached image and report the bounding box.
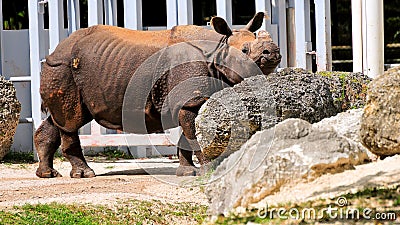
[242,48,249,54]
[263,49,270,54]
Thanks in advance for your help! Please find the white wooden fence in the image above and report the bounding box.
[0,0,383,154]
[4,0,331,154]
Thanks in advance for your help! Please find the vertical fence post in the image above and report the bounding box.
[364,0,384,78]
[29,0,46,160]
[88,0,103,26]
[275,0,288,68]
[167,0,178,29]
[0,0,3,74]
[351,0,362,73]
[29,0,44,131]
[294,0,312,70]
[124,0,142,30]
[177,0,193,25]
[104,0,118,26]
[294,0,306,69]
[48,0,64,53]
[287,0,296,67]
[314,0,332,71]
[67,0,81,34]
[216,0,232,26]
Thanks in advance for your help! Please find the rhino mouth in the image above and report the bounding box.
[256,54,281,75]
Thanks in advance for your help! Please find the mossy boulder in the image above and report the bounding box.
[317,70,371,111]
[0,76,21,160]
[195,68,371,161]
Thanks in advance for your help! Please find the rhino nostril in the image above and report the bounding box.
[263,49,270,54]
[265,53,281,62]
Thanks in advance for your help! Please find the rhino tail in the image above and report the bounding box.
[44,55,65,67]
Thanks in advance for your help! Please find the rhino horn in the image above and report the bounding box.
[244,12,267,32]
[257,30,273,41]
[211,16,233,37]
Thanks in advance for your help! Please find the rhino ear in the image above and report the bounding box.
[244,12,266,32]
[211,17,233,36]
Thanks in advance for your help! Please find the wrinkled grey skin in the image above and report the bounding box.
[35,12,281,178]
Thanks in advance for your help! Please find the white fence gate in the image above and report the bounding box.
[2,0,383,154]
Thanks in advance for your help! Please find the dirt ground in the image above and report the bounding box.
[0,157,209,209]
[2,154,400,221]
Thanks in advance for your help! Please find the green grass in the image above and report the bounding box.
[104,165,115,170]
[1,150,67,164]
[213,186,400,224]
[0,200,208,225]
[99,147,134,160]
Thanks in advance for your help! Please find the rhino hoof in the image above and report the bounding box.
[176,166,199,176]
[36,168,62,178]
[70,168,96,178]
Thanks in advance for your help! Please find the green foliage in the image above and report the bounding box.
[100,147,134,160]
[0,200,207,225]
[394,196,400,207]
[3,11,25,30]
[1,151,35,164]
[213,186,400,224]
[317,71,333,78]
[338,72,347,102]
[342,186,400,201]
[3,0,28,30]
[385,1,400,44]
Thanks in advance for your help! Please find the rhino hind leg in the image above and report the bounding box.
[59,130,95,178]
[176,108,210,176]
[176,143,198,176]
[35,117,62,178]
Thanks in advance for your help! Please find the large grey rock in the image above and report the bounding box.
[196,68,338,160]
[0,76,21,160]
[205,110,370,216]
[361,66,400,157]
[315,108,370,155]
[196,68,371,161]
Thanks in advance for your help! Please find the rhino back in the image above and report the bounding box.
[169,25,223,45]
[44,25,224,130]
[69,25,170,127]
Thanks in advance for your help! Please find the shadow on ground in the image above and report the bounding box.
[97,167,177,176]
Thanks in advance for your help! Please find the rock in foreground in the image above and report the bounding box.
[361,66,400,157]
[205,109,370,216]
[195,68,338,160]
[0,76,21,160]
[196,68,371,161]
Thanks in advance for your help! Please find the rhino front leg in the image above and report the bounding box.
[176,146,197,176]
[60,130,95,178]
[35,117,62,178]
[176,108,210,176]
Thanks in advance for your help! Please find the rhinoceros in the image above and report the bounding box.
[34,12,281,178]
